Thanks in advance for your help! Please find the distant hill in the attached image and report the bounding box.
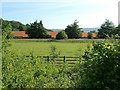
[81,28,99,32]
[49,29,63,32]
[50,28,99,32]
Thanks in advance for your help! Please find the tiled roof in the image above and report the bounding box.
[12,31,97,38]
[12,31,28,37]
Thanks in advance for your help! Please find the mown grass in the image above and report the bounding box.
[8,40,92,56]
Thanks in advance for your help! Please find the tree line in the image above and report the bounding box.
[1,18,120,39]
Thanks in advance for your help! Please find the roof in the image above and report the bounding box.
[12,31,28,37]
[12,31,97,38]
[82,32,88,37]
[48,32,58,38]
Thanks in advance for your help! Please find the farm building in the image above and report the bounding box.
[12,31,97,38]
[82,32,97,38]
[12,31,28,37]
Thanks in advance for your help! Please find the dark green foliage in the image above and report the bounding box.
[113,25,120,38]
[65,20,81,39]
[90,30,96,33]
[87,32,93,39]
[98,19,115,38]
[1,18,27,31]
[115,25,120,36]
[25,24,31,34]
[2,23,13,39]
[76,40,120,88]
[27,20,51,38]
[1,21,12,51]
[13,36,29,39]
[56,31,68,39]
[10,21,27,31]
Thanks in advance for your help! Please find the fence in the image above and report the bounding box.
[26,55,80,67]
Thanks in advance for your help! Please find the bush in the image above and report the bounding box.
[13,36,29,39]
[2,44,75,88]
[56,31,68,39]
[87,32,93,39]
[45,34,51,38]
[2,50,75,88]
[76,40,120,88]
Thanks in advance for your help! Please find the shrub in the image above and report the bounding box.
[2,44,75,88]
[76,40,120,88]
[87,32,93,39]
[2,50,75,88]
[56,31,68,39]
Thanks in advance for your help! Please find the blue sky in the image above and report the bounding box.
[1,0,119,29]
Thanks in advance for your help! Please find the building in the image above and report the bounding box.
[12,31,97,38]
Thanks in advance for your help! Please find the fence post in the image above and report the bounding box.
[63,56,66,63]
[47,56,49,61]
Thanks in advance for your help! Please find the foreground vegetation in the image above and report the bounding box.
[2,38,120,88]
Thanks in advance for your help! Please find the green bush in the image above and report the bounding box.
[2,50,75,88]
[2,42,76,88]
[13,36,29,39]
[76,40,120,88]
[56,31,68,39]
[87,32,93,39]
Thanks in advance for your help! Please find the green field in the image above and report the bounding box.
[9,40,92,56]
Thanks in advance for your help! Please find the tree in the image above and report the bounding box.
[65,20,81,39]
[97,19,115,38]
[1,19,27,31]
[2,23,13,39]
[56,31,68,39]
[76,41,120,88]
[2,23,12,50]
[19,25,27,31]
[114,25,120,36]
[27,20,51,38]
[87,32,93,39]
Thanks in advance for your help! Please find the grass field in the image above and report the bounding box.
[8,39,92,56]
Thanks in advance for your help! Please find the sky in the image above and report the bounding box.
[1,0,120,29]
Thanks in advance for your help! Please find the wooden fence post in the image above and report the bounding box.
[47,56,49,61]
[63,56,66,63]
